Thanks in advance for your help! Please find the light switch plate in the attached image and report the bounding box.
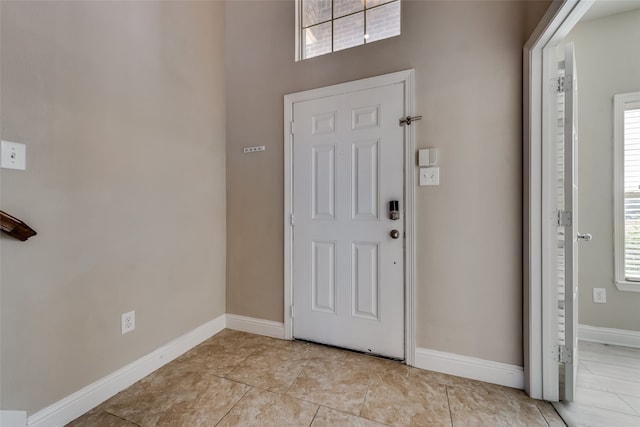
[1,140,26,170]
[419,167,439,186]
[418,148,438,166]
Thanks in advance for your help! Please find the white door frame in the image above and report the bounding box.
[524,0,594,400]
[284,69,416,365]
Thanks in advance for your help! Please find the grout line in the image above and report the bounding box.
[357,411,394,426]
[308,405,321,427]
[329,406,394,427]
[213,385,252,426]
[284,364,306,395]
[617,393,640,417]
[534,404,552,427]
[103,410,143,427]
[445,386,454,427]
[357,366,375,417]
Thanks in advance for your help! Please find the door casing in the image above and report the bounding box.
[524,0,594,401]
[283,69,416,365]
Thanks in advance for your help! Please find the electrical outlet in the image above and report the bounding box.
[593,288,606,304]
[121,311,135,334]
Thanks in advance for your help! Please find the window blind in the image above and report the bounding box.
[623,103,640,280]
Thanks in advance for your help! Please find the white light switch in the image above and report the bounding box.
[418,148,438,166]
[419,167,439,186]
[1,141,26,170]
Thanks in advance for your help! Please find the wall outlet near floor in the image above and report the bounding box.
[593,288,607,304]
[121,311,135,334]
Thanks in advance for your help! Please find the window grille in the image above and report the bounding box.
[297,0,401,61]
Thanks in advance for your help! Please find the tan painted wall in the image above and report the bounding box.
[564,10,640,331]
[0,0,226,414]
[226,0,550,365]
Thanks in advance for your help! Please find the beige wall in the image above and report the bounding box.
[564,10,640,331]
[0,0,226,414]
[226,0,549,365]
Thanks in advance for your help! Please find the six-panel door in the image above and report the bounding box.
[292,83,405,359]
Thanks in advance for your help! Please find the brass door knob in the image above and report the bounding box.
[390,230,400,239]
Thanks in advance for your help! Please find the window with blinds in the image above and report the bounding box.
[296,0,401,61]
[614,92,640,290]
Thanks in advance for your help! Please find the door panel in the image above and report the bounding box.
[352,140,379,220]
[312,145,335,220]
[556,42,578,402]
[563,42,579,403]
[352,242,379,320]
[312,241,336,314]
[292,83,405,359]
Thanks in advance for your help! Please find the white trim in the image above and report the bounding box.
[578,324,640,349]
[225,314,286,340]
[524,0,596,401]
[294,0,301,62]
[283,69,416,365]
[615,281,640,292]
[414,348,525,390]
[614,91,640,292]
[1,411,27,427]
[27,314,226,427]
[403,70,417,367]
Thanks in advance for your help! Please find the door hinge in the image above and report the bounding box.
[290,304,294,318]
[553,75,573,94]
[558,345,572,364]
[557,210,572,227]
[290,121,295,134]
[290,213,295,226]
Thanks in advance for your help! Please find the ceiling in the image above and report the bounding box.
[581,0,640,21]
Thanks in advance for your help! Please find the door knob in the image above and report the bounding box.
[578,233,592,241]
[390,230,400,239]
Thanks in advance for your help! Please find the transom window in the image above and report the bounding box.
[296,0,401,61]
[614,91,640,291]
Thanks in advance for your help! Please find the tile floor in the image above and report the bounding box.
[554,341,640,427]
[67,329,565,426]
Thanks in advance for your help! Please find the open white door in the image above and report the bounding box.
[525,0,596,401]
[556,42,592,402]
[560,42,579,402]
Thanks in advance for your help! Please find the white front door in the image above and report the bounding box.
[291,82,405,359]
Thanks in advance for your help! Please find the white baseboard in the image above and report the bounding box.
[414,347,524,390]
[27,314,226,427]
[225,314,286,340]
[1,411,27,427]
[578,324,640,349]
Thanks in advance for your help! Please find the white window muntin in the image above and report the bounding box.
[295,0,401,61]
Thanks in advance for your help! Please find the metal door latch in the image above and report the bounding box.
[399,115,423,126]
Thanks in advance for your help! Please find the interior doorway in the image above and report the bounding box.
[527,0,640,425]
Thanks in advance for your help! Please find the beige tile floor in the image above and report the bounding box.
[67,329,565,426]
[554,341,640,427]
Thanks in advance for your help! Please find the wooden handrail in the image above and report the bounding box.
[1,210,37,241]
